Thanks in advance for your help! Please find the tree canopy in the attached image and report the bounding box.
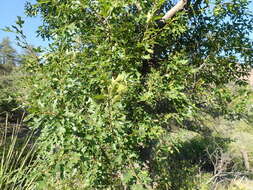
[16,0,253,188]
[0,37,17,73]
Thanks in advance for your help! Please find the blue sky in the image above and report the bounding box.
[0,0,48,53]
[0,0,252,53]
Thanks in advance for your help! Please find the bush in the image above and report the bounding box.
[0,65,25,122]
[16,0,253,188]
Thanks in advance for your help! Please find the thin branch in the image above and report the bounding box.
[241,150,250,171]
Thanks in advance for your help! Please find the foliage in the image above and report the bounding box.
[0,37,17,66]
[0,37,27,122]
[13,0,253,188]
[0,65,26,122]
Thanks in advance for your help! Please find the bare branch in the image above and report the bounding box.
[241,150,250,171]
[162,0,188,21]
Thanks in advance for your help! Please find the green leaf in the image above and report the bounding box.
[142,54,151,60]
[131,184,145,190]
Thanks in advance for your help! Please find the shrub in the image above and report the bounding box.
[13,0,253,188]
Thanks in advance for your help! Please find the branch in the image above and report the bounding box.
[241,150,250,171]
[162,0,188,21]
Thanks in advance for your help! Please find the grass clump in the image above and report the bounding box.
[0,116,37,190]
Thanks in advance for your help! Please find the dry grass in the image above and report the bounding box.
[0,117,37,190]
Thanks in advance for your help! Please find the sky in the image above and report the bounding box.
[0,0,48,53]
[0,0,252,53]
